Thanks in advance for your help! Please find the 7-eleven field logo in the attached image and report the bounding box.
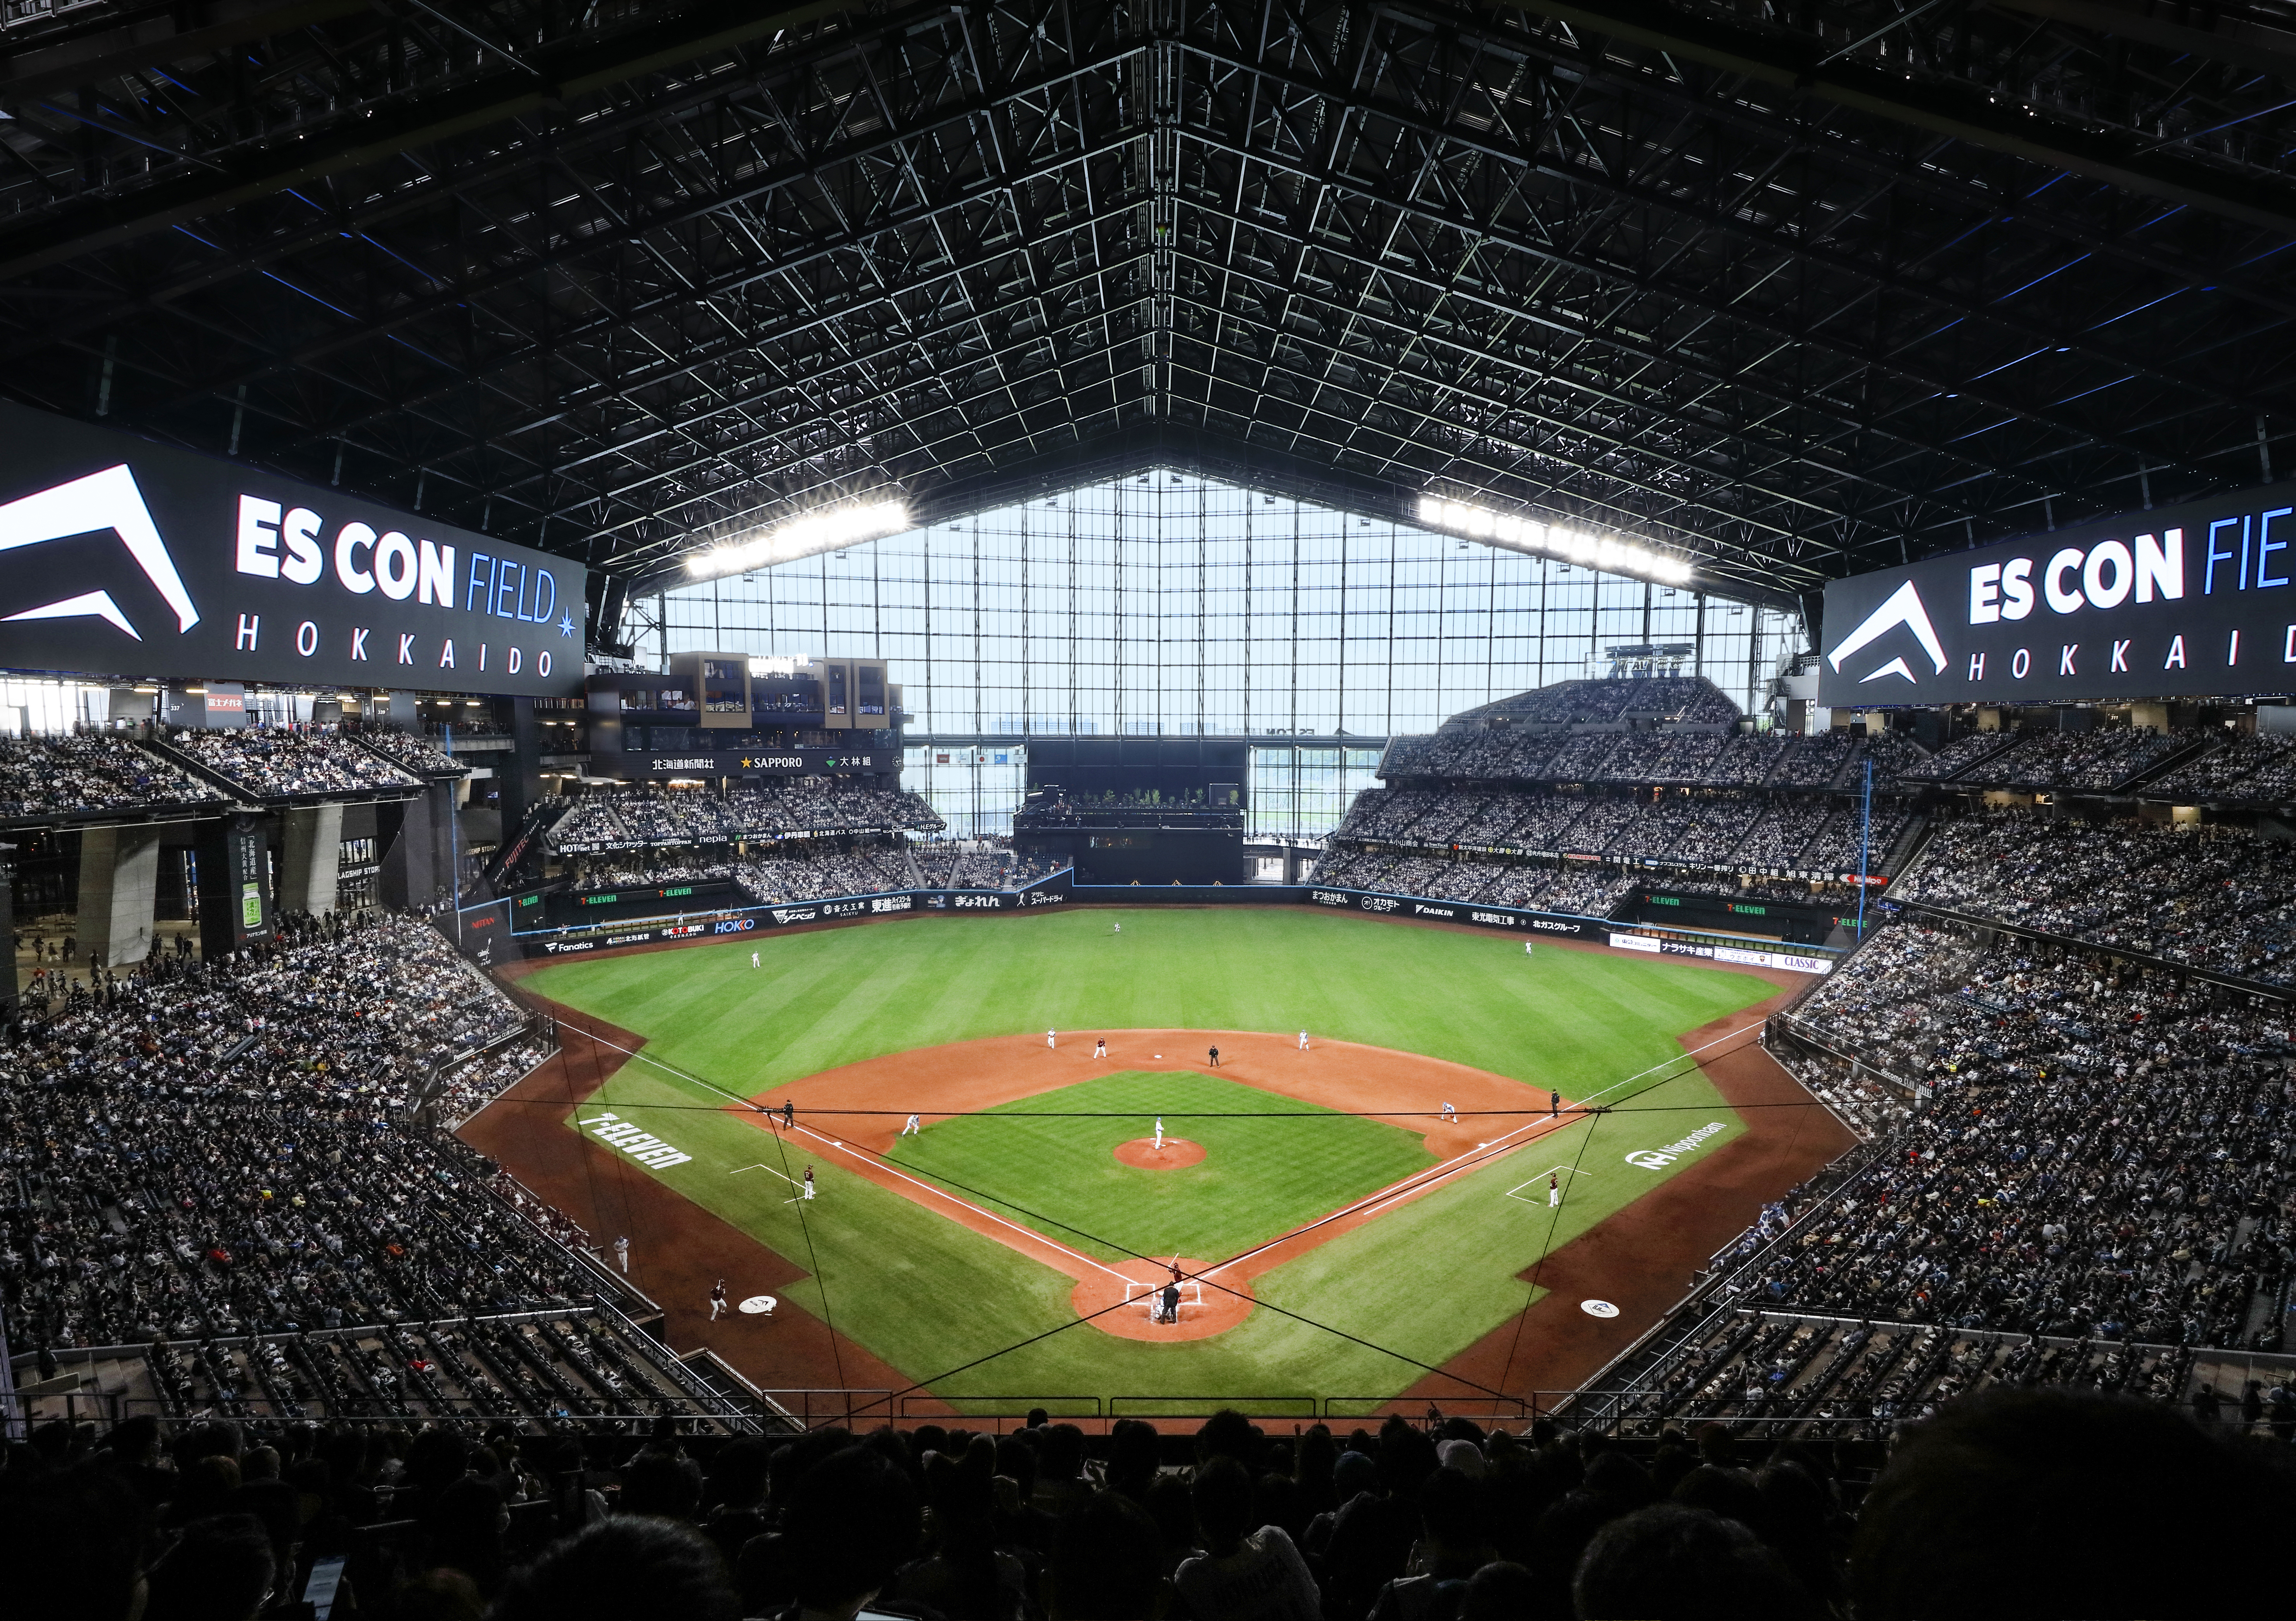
[581,1111,692,1169]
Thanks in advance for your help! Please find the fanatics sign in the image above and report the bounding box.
[1817,480,2296,705]
[0,400,585,696]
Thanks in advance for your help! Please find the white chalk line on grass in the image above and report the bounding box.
[572,1025,1134,1283]
[569,1017,1760,1291]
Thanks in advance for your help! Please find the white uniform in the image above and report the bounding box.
[752,951,760,967]
[1113,921,1121,934]
[903,1113,920,1135]
[614,1237,630,1273]
[1048,1029,1056,1049]
[1153,1117,1165,1151]
[1548,1174,1561,1208]
[1298,1030,1310,1050]
[1441,1101,1456,1120]
[1524,940,1534,957]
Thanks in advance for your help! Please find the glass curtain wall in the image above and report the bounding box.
[652,472,1799,834]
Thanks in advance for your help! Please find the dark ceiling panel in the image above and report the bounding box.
[0,0,2286,607]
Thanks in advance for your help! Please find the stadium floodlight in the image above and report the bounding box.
[1416,494,1694,586]
[685,497,911,581]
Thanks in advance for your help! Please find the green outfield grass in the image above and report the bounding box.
[521,907,1774,1405]
[886,1070,1438,1265]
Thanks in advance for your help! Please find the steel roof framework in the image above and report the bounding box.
[0,0,2288,614]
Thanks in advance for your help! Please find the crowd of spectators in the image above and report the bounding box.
[354,728,467,776]
[733,842,914,905]
[1015,790,1243,828]
[2148,728,2296,804]
[546,780,941,852]
[12,1383,2294,1621]
[1888,809,2296,987]
[1893,731,2015,783]
[566,855,735,894]
[1770,919,2296,1353]
[1958,727,2204,792]
[0,730,225,822]
[0,912,562,1353]
[1306,850,1635,916]
[1452,674,1742,726]
[170,726,421,798]
[912,842,1068,890]
[1380,727,1882,791]
[1328,787,1912,878]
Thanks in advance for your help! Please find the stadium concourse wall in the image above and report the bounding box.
[451,871,1835,977]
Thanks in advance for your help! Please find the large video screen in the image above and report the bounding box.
[0,400,586,696]
[1818,480,2296,706]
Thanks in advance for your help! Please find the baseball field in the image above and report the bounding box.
[495,907,1789,1414]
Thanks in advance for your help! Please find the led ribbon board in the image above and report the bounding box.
[1817,480,2296,706]
[0,400,587,696]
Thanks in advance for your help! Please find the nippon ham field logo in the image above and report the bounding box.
[1825,579,1947,686]
[1625,1121,1727,1170]
[580,1111,691,1170]
[0,463,199,641]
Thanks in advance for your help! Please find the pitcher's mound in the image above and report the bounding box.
[1074,1256,1253,1341]
[1114,1137,1204,1168]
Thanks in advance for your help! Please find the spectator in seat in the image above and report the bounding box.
[1173,1455,1320,1621]
[1573,1502,1820,1621]
[1048,1489,1166,1621]
[494,1515,741,1621]
[1850,1388,2296,1619]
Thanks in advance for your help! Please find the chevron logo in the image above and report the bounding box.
[1825,579,1947,684]
[0,463,199,641]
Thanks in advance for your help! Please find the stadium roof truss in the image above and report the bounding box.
[0,0,2289,613]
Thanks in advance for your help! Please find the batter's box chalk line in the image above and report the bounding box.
[1506,1165,1594,1203]
[1124,1279,1206,1315]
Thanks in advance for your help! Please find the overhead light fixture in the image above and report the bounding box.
[1415,494,1695,586]
[687,497,910,582]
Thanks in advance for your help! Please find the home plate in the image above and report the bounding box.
[1581,1299,1619,1318]
[738,1295,777,1315]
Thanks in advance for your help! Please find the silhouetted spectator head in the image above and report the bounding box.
[620,1449,704,1521]
[997,1435,1040,1499]
[1417,1463,1488,1557]
[0,1463,149,1621]
[1041,1423,1088,1482]
[1671,1462,1762,1527]
[405,1426,472,1494]
[1050,1490,1164,1621]
[709,1438,772,1510]
[1459,1560,1537,1621]
[1851,1388,2296,1619]
[1107,1418,1161,1497]
[1376,1415,1439,1497]
[1191,1455,1255,1554]
[781,1445,921,1616]
[1333,1450,1377,1503]
[1196,1408,1258,1466]
[493,1515,739,1621]
[1574,1502,1820,1621]
[145,1513,277,1621]
[103,1414,163,1466]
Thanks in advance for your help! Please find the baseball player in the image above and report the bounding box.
[709,1279,728,1319]
[1524,940,1534,957]
[1298,1029,1310,1051]
[614,1236,630,1274]
[752,950,760,968]
[1095,1037,1107,1058]
[1440,1101,1456,1121]
[1153,1117,1165,1151]
[1048,1029,1057,1049]
[902,1113,920,1136]
[802,1166,816,1199]
[1548,1172,1561,1208]
[1113,921,1122,935]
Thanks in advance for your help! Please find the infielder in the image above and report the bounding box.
[1298,1029,1310,1050]
[1440,1101,1456,1121]
[1048,1028,1057,1049]
[902,1113,920,1135]
[1095,1037,1107,1058]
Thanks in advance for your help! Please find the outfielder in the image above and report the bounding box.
[1524,940,1534,957]
[752,950,761,968]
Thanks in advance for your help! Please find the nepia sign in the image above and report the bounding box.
[1817,480,2296,705]
[0,399,585,696]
